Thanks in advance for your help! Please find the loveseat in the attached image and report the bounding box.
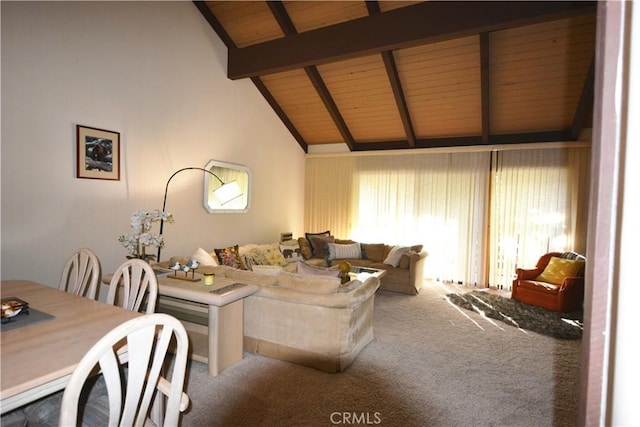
[295,232,428,295]
[156,254,380,373]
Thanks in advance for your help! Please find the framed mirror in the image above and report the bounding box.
[203,159,251,213]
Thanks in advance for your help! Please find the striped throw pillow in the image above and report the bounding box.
[327,242,362,260]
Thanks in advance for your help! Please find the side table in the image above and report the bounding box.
[103,273,258,376]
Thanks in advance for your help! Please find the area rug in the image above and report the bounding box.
[446,291,583,339]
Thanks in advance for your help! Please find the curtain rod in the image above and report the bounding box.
[306,140,592,159]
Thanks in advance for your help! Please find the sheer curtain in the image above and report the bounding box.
[305,151,490,285]
[488,147,591,289]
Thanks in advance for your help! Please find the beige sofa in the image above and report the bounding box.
[155,262,380,373]
[299,237,428,295]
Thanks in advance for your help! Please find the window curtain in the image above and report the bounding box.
[488,147,591,289]
[305,152,490,285]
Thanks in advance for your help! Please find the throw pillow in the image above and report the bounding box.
[304,231,330,258]
[259,243,288,266]
[296,260,340,277]
[191,247,219,266]
[298,237,313,260]
[560,251,586,261]
[214,245,245,270]
[305,230,331,241]
[383,246,411,267]
[327,242,362,260]
[241,247,270,270]
[307,235,335,259]
[237,244,258,255]
[279,240,302,263]
[536,257,586,285]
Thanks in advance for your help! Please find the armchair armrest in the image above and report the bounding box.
[514,267,543,281]
[558,276,584,292]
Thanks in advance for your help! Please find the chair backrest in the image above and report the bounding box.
[59,313,190,427]
[107,259,158,314]
[59,248,102,300]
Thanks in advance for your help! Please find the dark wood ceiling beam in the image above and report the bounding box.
[267,1,297,35]
[228,1,596,80]
[571,56,595,140]
[305,66,356,151]
[367,0,416,148]
[354,130,573,151]
[268,1,356,150]
[480,33,491,144]
[194,1,309,152]
[382,51,416,148]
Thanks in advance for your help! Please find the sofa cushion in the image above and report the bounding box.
[214,245,245,270]
[225,268,279,286]
[276,270,341,294]
[335,238,356,245]
[296,260,340,277]
[327,242,362,260]
[251,265,283,276]
[361,243,385,262]
[307,235,335,259]
[536,256,585,285]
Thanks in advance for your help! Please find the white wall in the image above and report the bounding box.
[1,1,305,286]
[611,1,639,424]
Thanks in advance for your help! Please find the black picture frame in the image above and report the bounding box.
[76,125,120,180]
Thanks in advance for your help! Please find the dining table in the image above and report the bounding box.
[0,280,141,415]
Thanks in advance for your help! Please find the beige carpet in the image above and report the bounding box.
[180,282,581,426]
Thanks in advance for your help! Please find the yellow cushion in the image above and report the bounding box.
[536,257,585,285]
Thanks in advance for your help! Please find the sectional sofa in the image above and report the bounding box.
[155,258,380,373]
[297,234,428,295]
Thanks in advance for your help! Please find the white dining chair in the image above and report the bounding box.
[59,248,102,300]
[59,313,190,427]
[107,259,158,314]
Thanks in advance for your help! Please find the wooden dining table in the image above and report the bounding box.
[0,280,141,414]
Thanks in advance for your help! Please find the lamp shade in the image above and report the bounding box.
[213,180,243,205]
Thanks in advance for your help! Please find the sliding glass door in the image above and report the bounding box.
[305,145,590,288]
[488,148,590,289]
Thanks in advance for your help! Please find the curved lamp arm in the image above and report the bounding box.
[157,167,240,262]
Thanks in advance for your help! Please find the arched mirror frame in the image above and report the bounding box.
[203,159,251,213]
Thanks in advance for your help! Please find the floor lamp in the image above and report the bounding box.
[156,167,242,262]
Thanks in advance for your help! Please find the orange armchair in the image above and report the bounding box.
[511,252,585,312]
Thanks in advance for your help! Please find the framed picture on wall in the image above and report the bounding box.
[76,125,120,180]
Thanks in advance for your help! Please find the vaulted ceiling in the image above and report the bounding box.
[195,1,597,153]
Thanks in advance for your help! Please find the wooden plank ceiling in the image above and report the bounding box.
[195,1,597,152]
